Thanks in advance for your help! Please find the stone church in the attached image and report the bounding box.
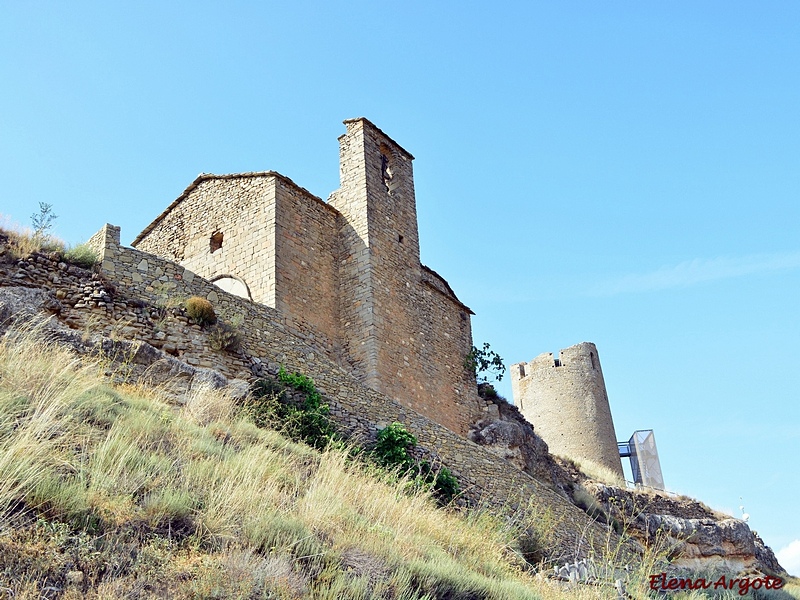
[133,118,483,435]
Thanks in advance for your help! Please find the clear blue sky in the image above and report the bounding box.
[2,1,798,575]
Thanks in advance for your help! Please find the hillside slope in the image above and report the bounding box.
[0,318,657,599]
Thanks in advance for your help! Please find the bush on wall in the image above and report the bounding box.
[184,296,216,325]
[246,378,460,504]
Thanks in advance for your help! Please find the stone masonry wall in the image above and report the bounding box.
[273,178,340,357]
[416,268,480,434]
[511,342,624,478]
[131,175,341,357]
[133,173,281,307]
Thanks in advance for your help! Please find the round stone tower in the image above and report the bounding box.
[510,342,624,478]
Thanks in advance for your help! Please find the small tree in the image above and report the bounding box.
[465,342,506,384]
[30,202,58,241]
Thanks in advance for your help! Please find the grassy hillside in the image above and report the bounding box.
[0,321,561,599]
[0,319,798,599]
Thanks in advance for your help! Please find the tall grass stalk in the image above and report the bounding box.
[0,319,100,518]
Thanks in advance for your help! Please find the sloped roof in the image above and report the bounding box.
[132,171,334,246]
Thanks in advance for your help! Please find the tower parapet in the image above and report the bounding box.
[511,342,624,478]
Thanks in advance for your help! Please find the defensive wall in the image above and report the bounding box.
[0,233,620,561]
[511,342,624,478]
[131,118,482,436]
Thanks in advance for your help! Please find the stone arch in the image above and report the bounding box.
[209,274,253,301]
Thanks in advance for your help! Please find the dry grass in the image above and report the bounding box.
[0,216,66,257]
[1,320,794,599]
[0,218,96,268]
[181,383,238,426]
[0,321,544,598]
[566,456,627,488]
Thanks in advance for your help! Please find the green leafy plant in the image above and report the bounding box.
[429,465,459,502]
[374,422,417,472]
[465,342,506,384]
[184,296,216,325]
[373,422,460,504]
[246,368,337,449]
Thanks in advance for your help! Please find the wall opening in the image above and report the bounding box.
[398,234,404,243]
[590,352,597,370]
[380,143,399,193]
[210,232,224,253]
[519,364,526,378]
[210,274,252,301]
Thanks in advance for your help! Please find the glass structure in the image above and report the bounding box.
[619,429,664,490]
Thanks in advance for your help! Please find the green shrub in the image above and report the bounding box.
[184,296,216,325]
[246,368,337,449]
[246,382,461,503]
[373,422,460,504]
[374,422,417,472]
[431,466,459,502]
[62,243,98,269]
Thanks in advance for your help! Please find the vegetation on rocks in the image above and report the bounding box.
[246,367,338,450]
[374,422,460,505]
[0,214,98,269]
[62,243,99,269]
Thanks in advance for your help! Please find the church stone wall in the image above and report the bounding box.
[126,118,485,436]
[511,342,624,478]
[133,173,280,307]
[416,270,481,435]
[273,178,340,353]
